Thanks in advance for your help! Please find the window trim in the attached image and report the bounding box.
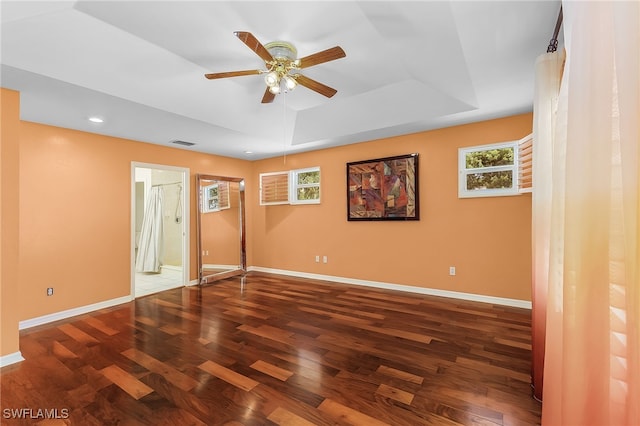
[458,141,519,198]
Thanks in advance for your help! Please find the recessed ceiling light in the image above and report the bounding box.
[88,117,104,123]
[244,150,253,154]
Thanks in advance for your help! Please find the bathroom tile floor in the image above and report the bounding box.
[135,268,183,297]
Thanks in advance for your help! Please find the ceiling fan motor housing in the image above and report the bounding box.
[264,41,297,61]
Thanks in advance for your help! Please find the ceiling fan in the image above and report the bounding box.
[205,31,346,103]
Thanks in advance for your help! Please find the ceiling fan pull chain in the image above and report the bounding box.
[282,92,287,164]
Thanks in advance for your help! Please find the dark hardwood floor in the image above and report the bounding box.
[1,272,541,425]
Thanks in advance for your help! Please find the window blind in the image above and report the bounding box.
[260,172,289,205]
[218,181,230,209]
[519,133,533,193]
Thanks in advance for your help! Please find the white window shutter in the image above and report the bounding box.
[218,181,230,209]
[260,172,289,205]
[518,133,533,193]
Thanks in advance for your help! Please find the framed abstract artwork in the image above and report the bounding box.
[347,153,419,221]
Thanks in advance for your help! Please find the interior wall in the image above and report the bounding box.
[18,120,252,322]
[1,88,21,358]
[250,113,533,301]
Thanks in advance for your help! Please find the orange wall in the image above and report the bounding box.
[18,121,252,321]
[251,113,533,301]
[1,89,21,358]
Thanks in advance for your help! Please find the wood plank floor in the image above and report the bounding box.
[0,273,541,425]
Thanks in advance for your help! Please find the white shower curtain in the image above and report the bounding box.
[136,186,164,273]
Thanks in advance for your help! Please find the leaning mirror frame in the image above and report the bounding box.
[196,174,246,284]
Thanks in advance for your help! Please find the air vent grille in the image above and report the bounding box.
[170,140,196,147]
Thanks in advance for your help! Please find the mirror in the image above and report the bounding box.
[196,174,246,284]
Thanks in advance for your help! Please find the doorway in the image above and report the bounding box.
[131,162,189,297]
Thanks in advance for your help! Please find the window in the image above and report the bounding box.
[260,167,321,205]
[202,181,230,212]
[458,141,519,198]
[290,167,320,204]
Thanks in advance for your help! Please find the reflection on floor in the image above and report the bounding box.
[135,267,183,297]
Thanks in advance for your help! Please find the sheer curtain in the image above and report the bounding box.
[136,186,165,273]
[530,49,564,402]
[535,1,639,424]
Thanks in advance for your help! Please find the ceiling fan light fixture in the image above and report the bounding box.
[269,85,281,95]
[283,75,297,91]
[264,71,279,87]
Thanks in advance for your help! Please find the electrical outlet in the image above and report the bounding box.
[315,255,320,263]
[449,266,456,276]
[47,287,54,296]
[323,255,328,264]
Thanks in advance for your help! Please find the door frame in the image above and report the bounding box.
[130,162,190,297]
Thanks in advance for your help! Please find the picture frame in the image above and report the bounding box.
[347,153,419,221]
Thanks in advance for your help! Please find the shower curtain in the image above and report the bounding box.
[136,186,164,273]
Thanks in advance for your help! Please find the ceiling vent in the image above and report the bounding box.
[170,140,196,147]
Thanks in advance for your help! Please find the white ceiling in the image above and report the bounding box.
[1,1,561,160]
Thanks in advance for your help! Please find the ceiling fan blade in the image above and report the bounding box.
[295,74,338,98]
[298,46,346,69]
[261,88,275,104]
[234,31,274,63]
[205,70,260,79]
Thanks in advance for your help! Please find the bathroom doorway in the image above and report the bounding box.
[131,162,189,297]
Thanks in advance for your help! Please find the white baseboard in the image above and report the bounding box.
[203,263,239,270]
[19,295,133,330]
[187,279,199,286]
[0,351,25,368]
[247,267,532,309]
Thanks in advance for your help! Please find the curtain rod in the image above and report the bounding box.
[547,5,563,53]
[152,181,182,187]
